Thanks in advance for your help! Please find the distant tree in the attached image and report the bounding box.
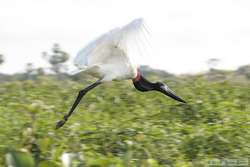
[0,54,4,65]
[26,63,34,74]
[25,63,35,80]
[36,68,45,76]
[42,43,69,74]
[237,65,250,79]
[206,58,220,70]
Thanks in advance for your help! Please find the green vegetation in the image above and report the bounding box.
[0,68,250,166]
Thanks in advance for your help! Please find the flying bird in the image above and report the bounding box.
[56,18,186,129]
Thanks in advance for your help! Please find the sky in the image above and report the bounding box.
[0,0,250,74]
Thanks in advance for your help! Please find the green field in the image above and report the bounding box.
[0,71,250,166]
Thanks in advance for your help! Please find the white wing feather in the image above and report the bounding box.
[74,18,150,69]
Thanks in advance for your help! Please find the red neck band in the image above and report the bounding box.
[133,68,141,82]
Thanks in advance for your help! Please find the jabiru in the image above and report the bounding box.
[56,18,186,129]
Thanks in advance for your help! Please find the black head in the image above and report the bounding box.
[133,76,186,103]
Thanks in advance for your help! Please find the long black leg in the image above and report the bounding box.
[56,79,102,129]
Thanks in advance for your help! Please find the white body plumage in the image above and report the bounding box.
[73,18,150,81]
[56,18,186,129]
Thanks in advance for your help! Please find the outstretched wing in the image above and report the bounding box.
[115,18,151,66]
[74,18,151,70]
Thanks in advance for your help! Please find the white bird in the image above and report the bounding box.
[56,18,186,129]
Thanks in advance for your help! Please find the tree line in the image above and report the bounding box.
[0,43,70,75]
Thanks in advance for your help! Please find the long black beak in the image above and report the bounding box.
[159,85,186,103]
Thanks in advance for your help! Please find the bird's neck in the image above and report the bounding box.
[132,72,156,92]
[132,68,141,82]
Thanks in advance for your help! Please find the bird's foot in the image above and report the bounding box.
[55,115,68,129]
[55,120,66,129]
